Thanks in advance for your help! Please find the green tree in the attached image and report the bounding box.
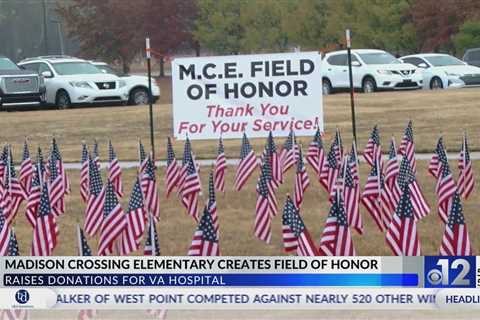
[324,0,417,54]
[194,0,244,54]
[454,21,480,55]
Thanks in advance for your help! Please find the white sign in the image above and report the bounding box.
[171,52,323,140]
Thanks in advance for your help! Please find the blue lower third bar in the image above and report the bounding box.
[3,273,418,287]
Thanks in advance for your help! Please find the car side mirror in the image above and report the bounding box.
[41,71,53,78]
[351,61,361,67]
[418,63,428,68]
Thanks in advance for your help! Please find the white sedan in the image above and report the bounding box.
[92,62,160,105]
[400,53,480,89]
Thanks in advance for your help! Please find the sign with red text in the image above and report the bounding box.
[171,52,323,140]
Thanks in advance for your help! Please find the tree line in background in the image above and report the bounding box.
[3,0,478,74]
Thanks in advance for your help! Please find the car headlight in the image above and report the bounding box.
[445,71,461,77]
[118,80,127,88]
[69,81,93,89]
[377,70,393,75]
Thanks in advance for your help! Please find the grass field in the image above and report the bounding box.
[11,159,480,256]
[0,83,479,163]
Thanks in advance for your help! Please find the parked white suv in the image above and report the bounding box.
[322,49,422,94]
[18,56,129,108]
[91,61,160,105]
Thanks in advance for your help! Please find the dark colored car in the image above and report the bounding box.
[0,55,46,108]
[463,48,480,67]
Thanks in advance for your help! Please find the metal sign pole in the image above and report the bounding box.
[346,29,357,146]
[146,37,155,159]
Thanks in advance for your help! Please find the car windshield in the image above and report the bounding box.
[96,64,120,76]
[358,52,400,64]
[0,58,20,70]
[52,62,103,75]
[425,55,465,66]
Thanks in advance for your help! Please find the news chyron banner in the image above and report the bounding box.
[2,256,480,311]
[171,52,323,140]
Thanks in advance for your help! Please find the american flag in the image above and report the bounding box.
[120,177,146,255]
[343,153,363,234]
[77,224,92,256]
[363,125,381,167]
[80,143,89,203]
[31,183,57,256]
[84,156,106,237]
[165,137,179,198]
[282,195,318,256]
[348,142,360,183]
[207,171,219,233]
[93,139,100,169]
[440,192,472,256]
[428,137,446,179]
[396,156,430,220]
[319,190,355,256]
[333,129,343,163]
[233,133,257,191]
[98,180,126,256]
[0,145,7,185]
[1,148,27,224]
[319,139,340,199]
[188,204,220,256]
[141,155,160,221]
[263,132,282,184]
[144,215,160,256]
[36,147,46,182]
[138,139,148,174]
[0,207,10,256]
[399,120,416,173]
[214,137,227,193]
[433,139,457,224]
[280,130,298,174]
[48,149,64,217]
[255,152,278,243]
[19,139,33,195]
[108,141,123,198]
[306,128,325,180]
[385,185,421,256]
[458,133,475,200]
[294,146,309,209]
[25,165,41,228]
[51,138,70,195]
[76,225,97,320]
[361,156,393,232]
[179,139,201,221]
[384,137,400,194]
[8,228,19,256]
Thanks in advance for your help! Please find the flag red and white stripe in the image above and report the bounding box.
[234,133,257,191]
[165,137,180,198]
[440,192,472,256]
[19,140,33,195]
[306,128,325,181]
[214,137,227,193]
[108,141,123,198]
[294,147,309,209]
[458,133,475,200]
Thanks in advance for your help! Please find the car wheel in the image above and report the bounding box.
[322,79,332,95]
[362,77,376,93]
[130,87,150,105]
[430,77,444,90]
[55,90,71,109]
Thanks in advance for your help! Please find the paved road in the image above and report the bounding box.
[55,152,480,170]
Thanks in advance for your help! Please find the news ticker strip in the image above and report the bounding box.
[0,256,478,289]
[3,288,480,310]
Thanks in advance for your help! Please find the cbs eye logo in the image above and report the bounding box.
[15,289,30,305]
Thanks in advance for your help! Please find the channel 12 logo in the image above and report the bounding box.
[424,256,476,288]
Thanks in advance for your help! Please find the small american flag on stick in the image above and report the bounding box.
[263,132,282,184]
[84,156,106,237]
[233,133,257,191]
[255,152,278,244]
[384,137,400,198]
[399,120,416,173]
[432,138,456,224]
[141,155,160,222]
[214,136,227,193]
[440,192,472,256]
[306,128,325,181]
[280,130,298,174]
[188,203,220,256]
[120,178,146,255]
[282,195,318,256]
[294,146,309,209]
[343,153,363,234]
[0,207,10,256]
[165,137,179,198]
[363,125,381,167]
[80,143,89,203]
[385,185,421,256]
[31,182,58,256]
[19,139,33,195]
[144,215,160,256]
[458,132,475,200]
[319,139,340,199]
[108,141,123,198]
[179,139,201,221]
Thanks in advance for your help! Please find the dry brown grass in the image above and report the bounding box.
[0,82,479,163]
[12,160,480,257]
